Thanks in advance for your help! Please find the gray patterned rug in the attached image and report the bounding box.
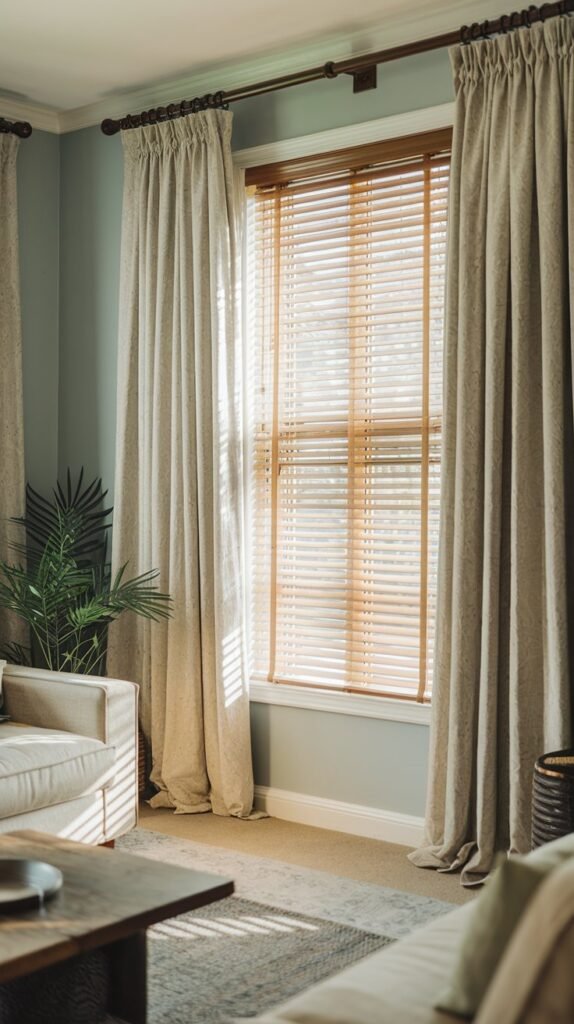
[147,896,390,1022]
[118,829,451,1022]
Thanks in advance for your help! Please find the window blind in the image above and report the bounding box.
[247,130,451,701]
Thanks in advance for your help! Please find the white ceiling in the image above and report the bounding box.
[0,0,504,129]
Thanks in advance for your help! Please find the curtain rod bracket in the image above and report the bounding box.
[346,65,377,93]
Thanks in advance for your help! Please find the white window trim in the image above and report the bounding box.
[241,102,453,727]
[250,681,431,726]
[233,102,454,169]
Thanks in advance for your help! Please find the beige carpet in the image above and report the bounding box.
[139,804,473,906]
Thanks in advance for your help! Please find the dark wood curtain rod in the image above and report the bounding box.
[0,116,32,139]
[101,0,574,136]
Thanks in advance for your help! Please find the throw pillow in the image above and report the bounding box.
[435,850,570,1019]
[475,858,574,1024]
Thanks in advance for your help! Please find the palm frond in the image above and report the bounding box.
[14,470,112,564]
[0,470,173,674]
[0,642,31,666]
[106,566,172,622]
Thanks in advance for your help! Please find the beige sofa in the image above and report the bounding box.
[254,834,574,1024]
[0,665,138,844]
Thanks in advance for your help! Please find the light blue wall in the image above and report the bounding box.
[58,128,123,488]
[30,44,454,818]
[250,703,430,816]
[17,129,60,494]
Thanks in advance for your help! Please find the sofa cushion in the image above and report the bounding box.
[476,857,574,1024]
[250,902,476,1024]
[0,722,116,820]
[436,857,554,1019]
[437,832,574,1019]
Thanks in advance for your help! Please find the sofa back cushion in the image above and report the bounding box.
[436,832,574,1020]
[476,857,574,1023]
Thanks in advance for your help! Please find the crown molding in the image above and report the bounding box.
[0,96,60,134]
[2,0,501,135]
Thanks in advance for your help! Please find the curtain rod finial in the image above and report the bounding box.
[15,121,32,138]
[101,118,121,136]
[0,117,32,139]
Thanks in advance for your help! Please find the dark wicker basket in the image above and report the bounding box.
[138,723,148,796]
[532,748,574,849]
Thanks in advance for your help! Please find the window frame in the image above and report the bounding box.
[237,103,453,723]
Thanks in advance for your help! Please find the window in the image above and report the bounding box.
[247,128,451,702]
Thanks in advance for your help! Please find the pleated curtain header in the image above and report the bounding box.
[451,16,574,85]
[121,108,233,158]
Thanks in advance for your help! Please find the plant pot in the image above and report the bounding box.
[532,748,574,849]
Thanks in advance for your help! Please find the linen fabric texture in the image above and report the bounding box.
[410,18,574,882]
[0,136,25,649]
[108,111,259,818]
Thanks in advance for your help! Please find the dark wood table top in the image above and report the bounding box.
[0,830,234,983]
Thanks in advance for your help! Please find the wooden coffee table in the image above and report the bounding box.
[0,830,234,1023]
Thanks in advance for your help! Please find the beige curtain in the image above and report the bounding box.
[0,134,25,646]
[108,110,259,817]
[410,18,574,883]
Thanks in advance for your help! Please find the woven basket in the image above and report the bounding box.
[532,748,574,849]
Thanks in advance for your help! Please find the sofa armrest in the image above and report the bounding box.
[2,665,139,840]
[2,665,137,743]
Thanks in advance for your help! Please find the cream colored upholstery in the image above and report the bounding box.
[0,666,138,843]
[477,858,574,1024]
[253,904,475,1024]
[0,722,115,819]
[253,836,574,1024]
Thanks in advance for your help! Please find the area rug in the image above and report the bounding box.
[118,828,451,939]
[147,896,391,1023]
[117,829,452,1022]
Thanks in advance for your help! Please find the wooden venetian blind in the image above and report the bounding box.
[247,129,451,701]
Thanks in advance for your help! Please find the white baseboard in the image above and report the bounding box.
[253,785,424,848]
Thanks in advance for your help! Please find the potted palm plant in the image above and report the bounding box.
[0,469,171,674]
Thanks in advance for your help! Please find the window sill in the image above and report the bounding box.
[249,680,431,726]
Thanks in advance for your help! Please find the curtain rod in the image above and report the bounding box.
[0,116,32,139]
[101,0,574,136]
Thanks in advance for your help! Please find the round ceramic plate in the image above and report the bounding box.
[0,859,63,911]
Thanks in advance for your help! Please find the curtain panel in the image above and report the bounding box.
[108,110,258,817]
[0,134,25,646]
[410,18,574,882]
